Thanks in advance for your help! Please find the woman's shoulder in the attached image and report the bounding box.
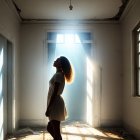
[55,71,64,76]
[54,72,64,81]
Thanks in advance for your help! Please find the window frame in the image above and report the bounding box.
[133,22,140,96]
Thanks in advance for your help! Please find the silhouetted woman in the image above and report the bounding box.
[45,56,73,140]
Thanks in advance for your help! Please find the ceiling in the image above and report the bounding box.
[12,0,130,22]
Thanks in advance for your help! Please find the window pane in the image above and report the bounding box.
[56,34,64,43]
[47,32,57,40]
[78,32,91,40]
[65,34,74,43]
[83,43,91,56]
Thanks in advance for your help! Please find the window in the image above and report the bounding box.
[133,22,140,96]
[46,32,94,124]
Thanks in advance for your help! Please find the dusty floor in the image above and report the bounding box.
[7,122,136,140]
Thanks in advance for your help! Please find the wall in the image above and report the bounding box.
[121,0,140,139]
[19,23,122,127]
[94,24,123,126]
[0,0,20,132]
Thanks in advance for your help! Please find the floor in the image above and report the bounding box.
[7,122,136,140]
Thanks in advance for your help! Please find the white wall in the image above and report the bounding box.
[19,23,122,127]
[121,0,140,139]
[93,24,123,126]
[0,0,20,132]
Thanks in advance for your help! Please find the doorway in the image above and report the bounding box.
[46,32,94,125]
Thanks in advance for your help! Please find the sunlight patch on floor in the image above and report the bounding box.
[7,122,124,140]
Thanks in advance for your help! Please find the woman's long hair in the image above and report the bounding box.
[60,56,74,83]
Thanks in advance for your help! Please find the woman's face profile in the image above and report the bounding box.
[53,58,61,68]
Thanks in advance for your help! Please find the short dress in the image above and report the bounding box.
[47,72,67,121]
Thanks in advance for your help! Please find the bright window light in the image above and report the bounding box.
[87,57,93,83]
[86,57,93,126]
[56,34,81,45]
[48,32,93,124]
[65,34,75,44]
[56,34,64,43]
[0,48,3,140]
[87,82,92,100]
[75,34,81,43]
[0,49,3,71]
